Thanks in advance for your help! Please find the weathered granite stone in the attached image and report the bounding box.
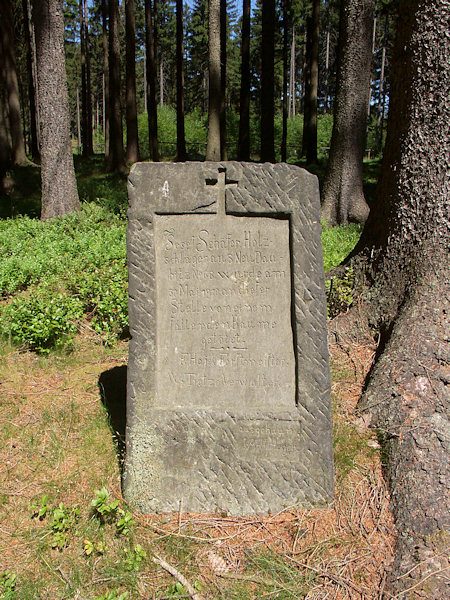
[124,162,334,514]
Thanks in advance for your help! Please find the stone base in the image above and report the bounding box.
[124,408,334,515]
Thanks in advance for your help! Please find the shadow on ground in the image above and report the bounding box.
[98,365,127,470]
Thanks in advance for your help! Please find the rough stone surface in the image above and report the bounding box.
[124,162,334,514]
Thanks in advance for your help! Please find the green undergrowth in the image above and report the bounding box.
[0,204,127,352]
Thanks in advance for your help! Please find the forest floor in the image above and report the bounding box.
[0,329,396,599]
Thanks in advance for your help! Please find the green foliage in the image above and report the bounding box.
[49,502,80,550]
[93,592,128,600]
[91,488,135,535]
[116,510,135,536]
[321,221,362,272]
[91,487,120,519]
[0,285,83,354]
[0,204,127,351]
[0,571,16,600]
[83,538,105,557]
[30,495,49,520]
[124,544,147,571]
[167,580,202,596]
[326,268,355,319]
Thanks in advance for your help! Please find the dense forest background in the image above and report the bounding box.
[2,0,395,167]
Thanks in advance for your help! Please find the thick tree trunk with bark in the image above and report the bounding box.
[260,0,275,162]
[83,0,93,155]
[288,26,295,119]
[302,0,319,165]
[219,0,227,160]
[321,0,374,225]
[206,0,221,161]
[281,0,288,163]
[101,0,109,158]
[0,88,11,190]
[33,0,80,219]
[349,1,450,595]
[125,0,140,163]
[176,0,186,161]
[238,0,250,161]
[23,0,40,163]
[107,0,126,172]
[145,0,159,162]
[0,0,29,166]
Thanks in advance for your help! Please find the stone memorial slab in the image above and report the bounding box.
[124,162,334,514]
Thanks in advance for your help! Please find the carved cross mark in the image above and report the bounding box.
[205,168,238,218]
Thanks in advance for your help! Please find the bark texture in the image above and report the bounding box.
[33,0,80,219]
[238,0,250,161]
[302,0,319,165]
[125,0,140,163]
[23,0,40,163]
[206,0,221,161]
[260,0,275,162]
[108,0,126,172]
[321,0,374,225]
[353,1,450,595]
[101,0,109,157]
[175,0,186,161]
[145,0,159,162]
[0,0,28,166]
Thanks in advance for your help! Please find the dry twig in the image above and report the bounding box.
[152,554,204,600]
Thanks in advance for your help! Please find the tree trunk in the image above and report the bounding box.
[302,0,319,165]
[260,0,275,162]
[321,0,373,225]
[83,0,93,155]
[206,0,221,161]
[76,87,81,151]
[324,27,330,112]
[159,55,164,106]
[281,0,288,162]
[0,81,11,190]
[349,1,450,595]
[146,0,159,161]
[0,0,29,166]
[375,11,388,156]
[288,25,295,119]
[33,0,80,219]
[238,0,250,161]
[107,0,126,172]
[80,0,88,154]
[23,0,40,163]
[176,0,186,161]
[101,0,109,158]
[125,0,140,164]
[219,0,227,160]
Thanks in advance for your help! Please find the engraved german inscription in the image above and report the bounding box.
[154,213,295,408]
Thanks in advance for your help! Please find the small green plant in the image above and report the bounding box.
[167,580,202,596]
[124,544,147,571]
[93,591,128,600]
[91,487,119,519]
[50,502,80,550]
[326,267,355,319]
[0,571,16,600]
[91,488,134,534]
[30,494,49,520]
[116,509,134,535]
[83,538,105,556]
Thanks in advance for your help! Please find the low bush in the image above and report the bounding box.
[0,204,127,352]
[0,284,84,353]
